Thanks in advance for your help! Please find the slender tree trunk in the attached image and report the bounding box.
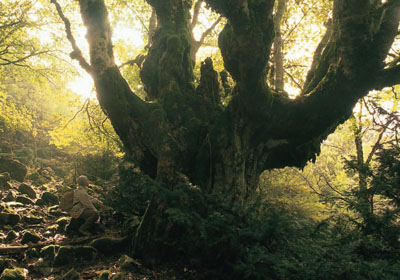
[273,0,286,92]
[351,100,396,232]
[352,108,374,221]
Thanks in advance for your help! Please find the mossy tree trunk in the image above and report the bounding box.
[69,0,400,202]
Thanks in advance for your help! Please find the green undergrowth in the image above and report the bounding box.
[109,162,400,280]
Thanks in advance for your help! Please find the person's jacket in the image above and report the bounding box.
[69,186,102,219]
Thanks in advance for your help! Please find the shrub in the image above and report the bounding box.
[111,161,400,279]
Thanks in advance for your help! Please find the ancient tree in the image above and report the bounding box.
[53,0,400,201]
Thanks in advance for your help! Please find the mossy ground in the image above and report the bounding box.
[0,176,198,280]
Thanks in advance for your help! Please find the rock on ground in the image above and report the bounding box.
[17,184,36,199]
[0,173,11,190]
[0,268,28,280]
[0,158,27,182]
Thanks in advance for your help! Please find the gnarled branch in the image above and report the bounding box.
[374,65,400,90]
[50,0,92,75]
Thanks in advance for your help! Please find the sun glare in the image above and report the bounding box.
[113,24,144,49]
[67,72,94,99]
[67,20,144,98]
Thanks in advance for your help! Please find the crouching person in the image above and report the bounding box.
[68,175,104,236]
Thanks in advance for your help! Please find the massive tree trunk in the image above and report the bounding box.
[58,0,400,202]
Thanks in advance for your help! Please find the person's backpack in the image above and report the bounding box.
[59,190,75,212]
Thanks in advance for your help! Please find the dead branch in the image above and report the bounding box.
[63,99,89,129]
[284,69,303,90]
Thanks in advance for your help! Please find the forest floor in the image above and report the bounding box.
[0,170,196,280]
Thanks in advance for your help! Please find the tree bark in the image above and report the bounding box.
[273,0,286,92]
[58,0,400,201]
[351,105,373,220]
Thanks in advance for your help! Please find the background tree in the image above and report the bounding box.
[0,0,122,181]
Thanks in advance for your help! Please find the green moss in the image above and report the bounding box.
[167,35,182,52]
[26,172,48,186]
[56,217,70,227]
[22,212,42,224]
[5,230,17,241]
[89,236,128,254]
[47,224,59,232]
[110,272,126,280]
[0,268,26,280]
[3,191,15,202]
[0,259,12,274]
[61,268,80,280]
[121,216,141,236]
[27,247,40,258]
[40,245,59,262]
[54,246,97,266]
[97,270,110,280]
[21,230,41,244]
[15,196,34,205]
[47,205,59,213]
[76,245,96,257]
[119,254,141,271]
[18,183,36,199]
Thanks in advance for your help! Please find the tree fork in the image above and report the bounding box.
[54,0,400,200]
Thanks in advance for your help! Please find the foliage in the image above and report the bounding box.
[274,0,333,95]
[0,0,122,178]
[346,143,400,248]
[74,149,120,181]
[0,65,68,165]
[110,161,400,280]
[260,168,328,220]
[0,90,31,135]
[0,0,45,67]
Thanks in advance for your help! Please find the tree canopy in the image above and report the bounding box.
[49,0,400,201]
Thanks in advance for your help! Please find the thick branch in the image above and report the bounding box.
[50,0,92,74]
[303,20,333,93]
[374,65,400,89]
[372,0,400,65]
[71,0,181,182]
[214,0,274,87]
[267,0,400,167]
[141,0,194,100]
[145,8,157,49]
